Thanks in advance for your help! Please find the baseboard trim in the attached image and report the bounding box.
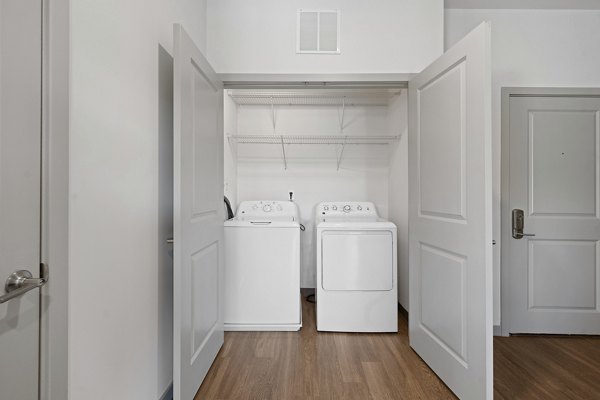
[225,323,302,331]
[160,383,173,400]
[493,324,502,337]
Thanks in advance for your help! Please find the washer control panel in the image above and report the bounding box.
[237,200,298,220]
[317,202,378,217]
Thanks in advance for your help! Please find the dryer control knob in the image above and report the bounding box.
[332,205,337,210]
[324,206,329,211]
[357,205,363,211]
[262,204,272,212]
[343,205,351,213]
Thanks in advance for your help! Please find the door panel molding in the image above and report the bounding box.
[528,239,598,310]
[528,110,599,218]
[417,59,467,223]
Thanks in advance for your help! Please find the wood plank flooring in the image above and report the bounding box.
[494,334,600,399]
[196,294,600,399]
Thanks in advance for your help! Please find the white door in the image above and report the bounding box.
[506,93,600,334]
[173,24,224,400]
[408,22,493,400]
[0,0,44,399]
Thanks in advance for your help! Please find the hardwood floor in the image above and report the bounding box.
[494,334,600,399]
[196,293,454,400]
[196,294,600,399]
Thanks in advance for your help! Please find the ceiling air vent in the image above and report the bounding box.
[297,9,340,54]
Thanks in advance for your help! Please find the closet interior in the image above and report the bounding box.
[223,87,410,305]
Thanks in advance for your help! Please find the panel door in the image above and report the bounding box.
[507,94,600,334]
[0,1,43,399]
[408,22,493,400]
[173,24,224,400]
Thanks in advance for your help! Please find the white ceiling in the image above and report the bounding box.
[445,0,600,9]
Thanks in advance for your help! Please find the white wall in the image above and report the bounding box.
[224,94,238,211]
[207,0,443,74]
[69,1,207,399]
[445,8,600,326]
[233,98,401,287]
[387,91,409,309]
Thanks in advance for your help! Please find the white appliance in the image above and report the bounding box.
[316,202,397,332]
[224,200,302,331]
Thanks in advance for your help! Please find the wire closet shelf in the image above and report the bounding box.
[227,89,402,169]
[228,89,398,106]
[227,134,401,145]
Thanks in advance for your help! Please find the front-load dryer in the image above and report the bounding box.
[224,200,302,331]
[315,202,397,332]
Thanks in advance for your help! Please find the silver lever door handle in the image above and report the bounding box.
[514,232,536,239]
[0,263,48,304]
[512,209,536,239]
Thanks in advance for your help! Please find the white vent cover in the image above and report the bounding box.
[297,9,340,54]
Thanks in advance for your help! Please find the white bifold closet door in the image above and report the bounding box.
[173,24,225,400]
[408,22,493,400]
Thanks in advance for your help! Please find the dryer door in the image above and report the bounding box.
[321,230,393,291]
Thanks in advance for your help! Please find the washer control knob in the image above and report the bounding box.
[262,204,272,212]
[332,205,337,210]
[343,205,351,213]
[324,206,329,211]
[357,205,363,211]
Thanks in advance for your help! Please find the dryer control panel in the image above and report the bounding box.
[316,202,378,217]
[237,200,299,220]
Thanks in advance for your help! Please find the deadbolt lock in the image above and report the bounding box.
[512,209,536,239]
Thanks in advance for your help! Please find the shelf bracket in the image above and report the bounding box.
[270,96,276,132]
[336,136,347,171]
[336,97,346,171]
[338,97,346,132]
[280,136,287,170]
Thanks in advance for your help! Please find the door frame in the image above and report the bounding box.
[40,0,70,398]
[500,87,600,337]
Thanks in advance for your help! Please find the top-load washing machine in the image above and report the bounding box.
[224,200,302,331]
[315,202,397,332]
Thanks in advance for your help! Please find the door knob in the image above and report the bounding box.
[512,209,536,239]
[0,263,48,304]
